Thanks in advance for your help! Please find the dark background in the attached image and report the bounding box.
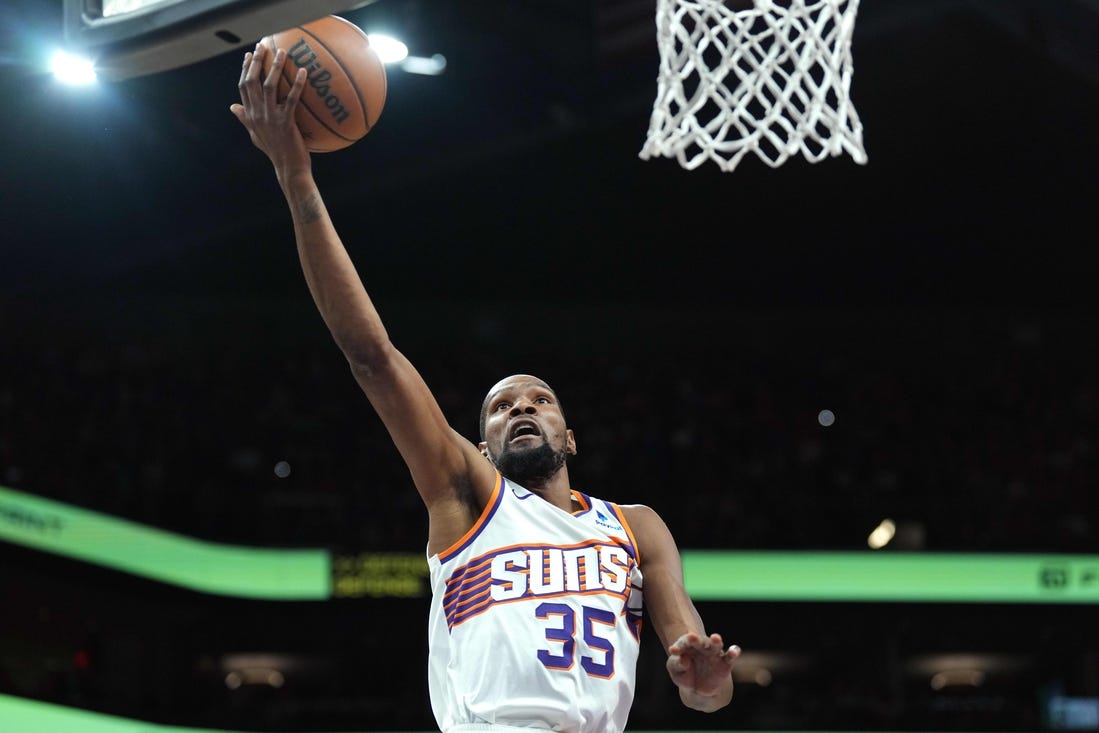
[1,0,1098,731]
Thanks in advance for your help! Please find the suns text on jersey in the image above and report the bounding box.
[489,543,632,600]
[442,541,637,629]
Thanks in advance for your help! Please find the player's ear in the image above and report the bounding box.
[566,429,577,456]
[478,441,491,460]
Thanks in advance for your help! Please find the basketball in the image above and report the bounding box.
[260,15,387,153]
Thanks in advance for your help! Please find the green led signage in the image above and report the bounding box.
[0,485,329,600]
[3,486,1097,604]
[682,550,1099,603]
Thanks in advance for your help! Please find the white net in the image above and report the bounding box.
[639,0,868,172]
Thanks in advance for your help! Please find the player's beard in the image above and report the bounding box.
[495,440,567,488]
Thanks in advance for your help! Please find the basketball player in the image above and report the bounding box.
[231,43,740,733]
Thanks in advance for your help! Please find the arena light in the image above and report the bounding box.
[867,518,896,549]
[930,669,985,690]
[50,50,97,85]
[400,53,447,76]
[366,33,408,64]
[364,31,447,76]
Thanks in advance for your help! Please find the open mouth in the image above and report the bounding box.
[508,419,541,443]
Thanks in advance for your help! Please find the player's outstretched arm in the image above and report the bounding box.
[230,44,495,536]
[621,505,739,713]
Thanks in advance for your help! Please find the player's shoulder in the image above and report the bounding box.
[615,503,682,565]
[615,502,661,519]
[615,503,671,534]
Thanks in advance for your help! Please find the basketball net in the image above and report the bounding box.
[639,0,868,172]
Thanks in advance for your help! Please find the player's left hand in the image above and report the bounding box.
[666,631,740,701]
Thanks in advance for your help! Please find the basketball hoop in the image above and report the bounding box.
[639,0,868,172]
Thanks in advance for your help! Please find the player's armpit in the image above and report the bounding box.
[621,504,737,711]
[619,504,706,650]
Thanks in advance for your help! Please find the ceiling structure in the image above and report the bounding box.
[0,0,1097,305]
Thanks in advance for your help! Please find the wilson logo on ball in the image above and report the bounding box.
[286,38,351,125]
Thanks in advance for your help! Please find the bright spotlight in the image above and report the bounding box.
[367,34,409,64]
[867,518,896,549]
[51,50,97,85]
[930,669,985,690]
[401,54,448,76]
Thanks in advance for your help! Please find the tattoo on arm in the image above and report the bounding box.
[296,193,324,224]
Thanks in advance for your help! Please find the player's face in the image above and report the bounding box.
[480,375,575,485]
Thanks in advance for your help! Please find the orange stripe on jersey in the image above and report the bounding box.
[443,572,494,613]
[621,606,644,641]
[608,502,641,565]
[445,563,492,592]
[570,490,590,514]
[436,473,504,564]
[448,586,492,616]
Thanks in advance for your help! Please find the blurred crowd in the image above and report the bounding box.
[2,296,1097,733]
[2,296,1095,554]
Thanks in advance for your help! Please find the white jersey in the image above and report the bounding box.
[427,474,645,733]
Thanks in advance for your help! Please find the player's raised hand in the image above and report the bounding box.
[230,43,309,174]
[666,631,740,711]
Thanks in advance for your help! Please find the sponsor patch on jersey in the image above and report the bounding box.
[595,510,623,532]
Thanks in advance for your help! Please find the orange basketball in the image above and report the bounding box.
[261,15,387,153]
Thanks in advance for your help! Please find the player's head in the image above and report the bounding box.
[479,374,576,486]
